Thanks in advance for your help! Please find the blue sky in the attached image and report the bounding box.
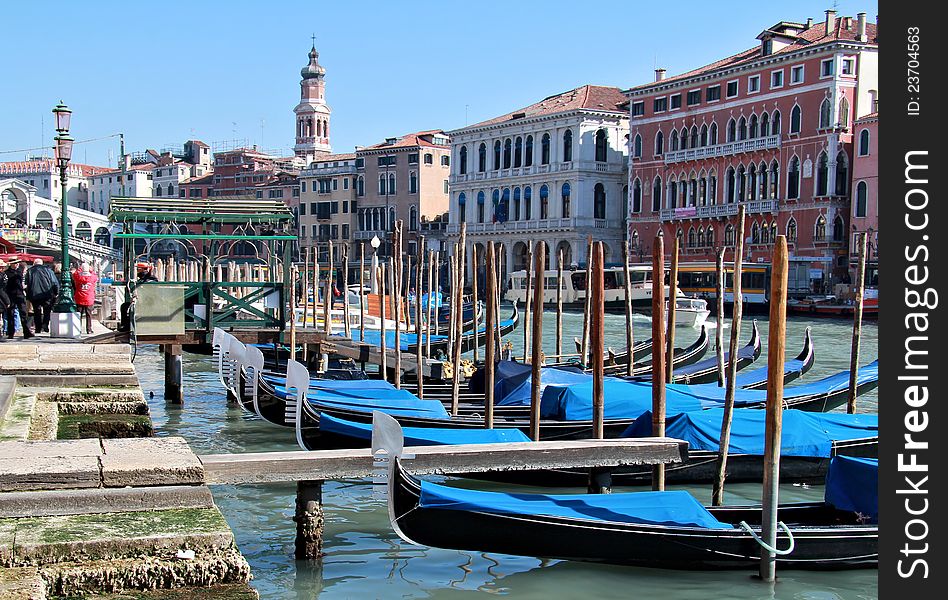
[1,0,877,167]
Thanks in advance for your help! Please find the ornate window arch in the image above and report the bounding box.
[790,105,801,133]
[563,129,573,162]
[655,131,664,155]
[478,143,487,172]
[787,217,797,242]
[815,214,827,241]
[631,178,642,213]
[855,181,868,217]
[819,98,832,129]
[541,133,551,165]
[787,155,801,199]
[459,146,468,175]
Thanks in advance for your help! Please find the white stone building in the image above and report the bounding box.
[446,85,629,283]
[86,163,154,215]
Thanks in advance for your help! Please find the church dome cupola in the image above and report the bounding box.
[301,46,325,79]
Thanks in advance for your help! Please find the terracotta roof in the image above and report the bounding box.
[311,152,357,163]
[0,160,110,177]
[181,173,214,185]
[462,85,628,130]
[627,17,878,92]
[188,140,209,147]
[855,112,878,123]
[360,130,449,151]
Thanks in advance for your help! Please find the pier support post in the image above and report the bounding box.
[162,344,183,404]
[588,467,613,494]
[294,480,324,560]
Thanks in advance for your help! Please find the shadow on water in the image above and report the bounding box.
[132,308,878,599]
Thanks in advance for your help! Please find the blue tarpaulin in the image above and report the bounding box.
[263,374,396,391]
[497,366,591,407]
[418,484,733,529]
[319,413,530,445]
[622,409,877,457]
[420,292,443,310]
[269,382,451,418]
[332,315,514,350]
[825,456,878,521]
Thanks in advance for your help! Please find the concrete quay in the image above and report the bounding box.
[0,341,256,599]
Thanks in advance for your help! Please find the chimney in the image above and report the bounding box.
[856,12,867,41]
[655,68,666,82]
[825,9,836,33]
[806,17,813,28]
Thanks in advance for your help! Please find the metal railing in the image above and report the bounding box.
[446,216,622,234]
[659,199,780,222]
[663,135,781,164]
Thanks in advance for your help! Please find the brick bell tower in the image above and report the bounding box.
[294,43,332,159]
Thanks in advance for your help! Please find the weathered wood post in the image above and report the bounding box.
[450,222,467,415]
[591,242,605,439]
[426,250,434,358]
[323,241,333,337]
[471,244,479,364]
[447,254,456,361]
[485,241,497,429]
[359,243,366,343]
[342,244,351,339]
[289,265,298,362]
[715,247,726,386]
[847,232,867,414]
[666,236,679,381]
[523,247,532,363]
[163,344,184,404]
[302,248,310,332]
[416,236,425,399]
[379,263,388,382]
[529,240,545,441]
[556,248,564,359]
[623,239,635,377]
[651,234,666,491]
[760,234,789,583]
[434,251,441,340]
[393,222,403,389]
[294,480,324,560]
[580,236,593,365]
[712,204,746,506]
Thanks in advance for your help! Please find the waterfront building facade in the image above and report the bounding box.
[0,159,109,210]
[850,111,877,280]
[355,131,451,258]
[87,163,154,215]
[447,84,629,284]
[625,11,878,293]
[296,153,357,260]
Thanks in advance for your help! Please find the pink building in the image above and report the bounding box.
[850,112,877,281]
[625,11,878,293]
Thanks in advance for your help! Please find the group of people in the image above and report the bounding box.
[0,258,98,339]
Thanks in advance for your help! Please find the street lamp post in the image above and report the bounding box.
[50,101,81,338]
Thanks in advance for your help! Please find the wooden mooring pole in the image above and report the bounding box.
[162,344,183,404]
[393,222,403,389]
[426,250,434,358]
[523,247,532,363]
[715,247,725,386]
[529,241,545,441]
[359,243,366,343]
[416,236,425,399]
[847,232,867,414]
[760,235,789,583]
[591,242,605,439]
[651,235,666,491]
[666,236,679,382]
[580,236,593,365]
[342,244,351,339]
[472,244,479,365]
[485,241,497,429]
[623,239,635,377]
[289,264,298,362]
[294,480,324,560]
[379,263,388,383]
[556,249,564,359]
[450,223,467,415]
[434,251,441,341]
[712,204,746,506]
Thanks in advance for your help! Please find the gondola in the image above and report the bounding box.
[388,453,878,570]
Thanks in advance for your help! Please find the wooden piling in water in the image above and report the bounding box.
[451,223,467,415]
[342,244,351,339]
[760,235,789,583]
[472,244,479,365]
[434,251,441,340]
[426,250,434,358]
[591,242,605,440]
[529,241,546,441]
[623,239,635,377]
[651,235,666,492]
[323,241,333,337]
[294,480,324,560]
[379,262,388,383]
[302,247,310,337]
[556,249,564,359]
[715,247,725,386]
[448,254,456,361]
[847,232,867,414]
[666,237,679,382]
[581,236,593,365]
[523,247,532,363]
[485,242,497,429]
[359,243,366,342]
[416,236,425,399]
[393,222,403,389]
[712,204,746,506]
[162,344,183,404]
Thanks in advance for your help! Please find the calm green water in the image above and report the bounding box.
[135,309,878,599]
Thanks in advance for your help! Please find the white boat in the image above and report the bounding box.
[504,265,667,308]
[670,295,711,328]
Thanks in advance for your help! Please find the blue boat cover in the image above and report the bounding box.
[824,456,878,521]
[418,484,732,529]
[469,360,529,395]
[263,373,396,391]
[622,409,877,457]
[269,382,451,418]
[420,292,443,309]
[319,413,530,445]
[333,316,513,350]
[498,367,591,407]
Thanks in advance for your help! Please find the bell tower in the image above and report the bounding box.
[294,42,332,159]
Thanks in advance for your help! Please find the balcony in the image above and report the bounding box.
[354,229,388,241]
[659,199,779,222]
[448,160,620,185]
[663,135,781,165]
[445,217,623,235]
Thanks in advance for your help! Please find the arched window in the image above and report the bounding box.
[858,129,870,156]
[478,143,487,172]
[316,120,322,137]
[493,140,501,169]
[758,161,768,200]
[503,138,512,169]
[699,176,707,207]
[679,175,688,207]
[491,189,500,222]
[725,167,735,204]
[525,135,534,167]
[539,184,549,219]
[513,187,521,220]
[409,206,418,231]
[769,161,779,199]
[688,227,697,248]
[787,218,797,242]
[409,171,418,193]
[689,177,698,206]
[388,173,396,194]
[737,165,746,202]
[709,171,717,205]
[632,178,642,213]
[524,186,533,220]
[833,215,845,241]
[389,207,396,230]
[760,112,770,137]
[595,129,608,162]
[652,177,662,212]
[697,227,705,247]
[760,221,770,244]
[541,133,551,164]
[855,181,868,217]
[707,226,715,247]
[458,192,467,222]
[477,191,486,223]
[676,228,684,249]
[561,182,571,218]
[700,124,708,147]
[790,105,801,133]
[835,151,849,196]
[668,178,678,209]
[670,128,680,151]
[377,173,386,194]
[155,184,163,197]
[838,97,850,129]
[749,115,759,139]
[655,131,664,155]
[752,222,760,244]
[816,152,829,196]
[563,130,573,162]
[690,126,699,148]
[633,134,642,158]
[514,136,523,168]
[725,224,735,246]
[819,98,832,129]
[357,175,364,196]
[424,153,433,164]
[631,230,640,251]
[770,221,777,243]
[499,188,510,222]
[167,184,174,196]
[787,156,800,199]
[709,122,718,145]
[459,146,468,175]
[738,116,747,140]
[727,119,736,143]
[748,164,758,200]
[815,215,826,241]
[679,129,688,150]
[594,183,606,219]
[771,110,781,135]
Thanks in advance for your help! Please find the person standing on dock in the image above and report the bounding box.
[3,258,33,339]
[25,258,58,334]
[72,262,98,335]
